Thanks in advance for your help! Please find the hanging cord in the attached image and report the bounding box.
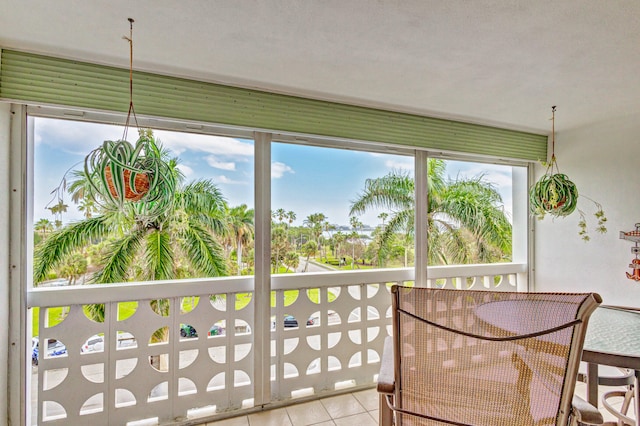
[122,18,138,141]
[548,106,558,174]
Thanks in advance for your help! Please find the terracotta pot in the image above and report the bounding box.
[105,165,150,201]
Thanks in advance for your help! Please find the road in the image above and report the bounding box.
[295,257,337,273]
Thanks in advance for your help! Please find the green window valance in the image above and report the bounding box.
[0,49,546,161]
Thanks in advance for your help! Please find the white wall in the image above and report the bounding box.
[534,113,640,306]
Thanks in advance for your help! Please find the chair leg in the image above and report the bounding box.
[380,393,394,426]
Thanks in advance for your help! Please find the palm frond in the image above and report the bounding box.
[33,216,111,283]
[349,172,414,216]
[180,221,228,277]
[91,228,146,284]
[143,230,174,281]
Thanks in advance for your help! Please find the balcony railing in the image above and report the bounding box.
[27,263,524,425]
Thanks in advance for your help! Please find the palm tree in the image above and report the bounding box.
[349,158,512,265]
[274,208,286,224]
[284,251,300,273]
[47,200,68,228]
[226,204,255,275]
[35,218,54,237]
[300,240,318,272]
[286,210,296,245]
[349,216,363,268]
[304,213,326,250]
[33,136,229,286]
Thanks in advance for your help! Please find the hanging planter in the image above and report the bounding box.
[90,139,151,203]
[530,166,578,218]
[104,164,149,202]
[529,107,607,241]
[84,132,176,219]
[82,20,176,220]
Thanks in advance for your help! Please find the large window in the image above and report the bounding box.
[427,158,520,265]
[271,142,415,272]
[32,116,255,286]
[31,115,526,288]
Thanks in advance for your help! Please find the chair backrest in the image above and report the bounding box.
[390,286,601,426]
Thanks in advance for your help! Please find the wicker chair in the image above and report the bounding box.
[377,286,603,426]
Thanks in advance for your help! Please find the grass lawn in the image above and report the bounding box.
[32,289,339,337]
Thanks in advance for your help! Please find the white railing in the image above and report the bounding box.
[27,263,524,425]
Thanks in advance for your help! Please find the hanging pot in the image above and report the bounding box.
[104,164,150,202]
[529,173,578,218]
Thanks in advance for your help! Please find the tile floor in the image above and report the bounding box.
[202,388,378,426]
[199,383,636,426]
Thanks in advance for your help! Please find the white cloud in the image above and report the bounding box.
[215,175,245,184]
[271,162,294,179]
[205,155,236,171]
[35,118,124,154]
[155,131,253,159]
[385,158,414,171]
[177,164,194,178]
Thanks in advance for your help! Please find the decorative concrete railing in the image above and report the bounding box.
[27,263,524,425]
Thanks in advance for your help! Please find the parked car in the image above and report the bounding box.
[81,332,137,353]
[207,325,225,336]
[82,335,104,353]
[180,324,198,338]
[283,315,316,328]
[32,337,67,366]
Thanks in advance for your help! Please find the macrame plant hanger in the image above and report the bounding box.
[122,17,138,141]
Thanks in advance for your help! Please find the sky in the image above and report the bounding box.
[33,117,514,228]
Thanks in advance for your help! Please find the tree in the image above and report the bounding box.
[271,226,289,273]
[303,213,326,248]
[349,159,512,265]
[33,135,229,286]
[300,240,318,272]
[47,201,68,228]
[286,210,297,245]
[35,218,54,238]
[274,208,286,224]
[57,253,88,285]
[284,251,300,273]
[226,204,254,275]
[348,216,363,268]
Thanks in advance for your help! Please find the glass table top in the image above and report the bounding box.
[584,306,640,357]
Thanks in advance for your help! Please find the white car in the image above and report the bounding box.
[32,337,67,365]
[81,332,136,353]
[81,335,104,353]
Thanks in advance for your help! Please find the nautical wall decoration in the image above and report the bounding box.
[620,223,640,281]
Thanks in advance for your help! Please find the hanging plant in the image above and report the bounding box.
[529,107,607,241]
[82,20,176,222]
[84,131,176,219]
[530,161,578,218]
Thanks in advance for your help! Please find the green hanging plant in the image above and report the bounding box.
[82,21,177,223]
[529,107,607,241]
[84,129,176,221]
[529,168,578,218]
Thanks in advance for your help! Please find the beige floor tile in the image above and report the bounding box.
[206,415,249,426]
[333,412,377,426]
[248,407,292,426]
[307,422,336,426]
[320,394,366,419]
[368,410,379,423]
[352,389,379,411]
[286,400,332,426]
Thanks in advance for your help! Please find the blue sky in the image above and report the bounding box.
[33,117,514,228]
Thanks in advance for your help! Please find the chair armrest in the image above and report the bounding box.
[571,394,603,425]
[377,336,395,394]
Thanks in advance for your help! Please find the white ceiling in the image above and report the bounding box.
[2,1,639,133]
